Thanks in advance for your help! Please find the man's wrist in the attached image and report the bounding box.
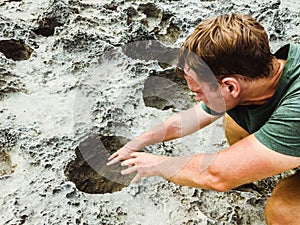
[157,155,192,180]
[126,136,148,150]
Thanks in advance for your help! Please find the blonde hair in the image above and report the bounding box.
[177,13,274,83]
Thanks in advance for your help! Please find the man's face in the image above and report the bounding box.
[183,67,227,113]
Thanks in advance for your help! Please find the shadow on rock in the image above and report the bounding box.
[143,68,195,111]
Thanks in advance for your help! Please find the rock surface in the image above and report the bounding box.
[0,0,299,224]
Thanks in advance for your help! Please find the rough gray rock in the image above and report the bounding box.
[0,0,299,224]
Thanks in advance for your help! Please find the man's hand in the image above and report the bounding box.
[120,152,193,184]
[120,152,168,183]
[107,145,137,166]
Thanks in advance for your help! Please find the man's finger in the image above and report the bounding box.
[108,152,118,160]
[121,158,135,167]
[106,157,120,166]
[130,173,142,184]
[121,166,137,175]
[130,152,141,158]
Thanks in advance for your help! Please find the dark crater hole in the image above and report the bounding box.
[65,135,138,194]
[33,18,62,37]
[0,39,33,61]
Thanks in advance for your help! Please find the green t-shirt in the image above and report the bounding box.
[202,44,300,157]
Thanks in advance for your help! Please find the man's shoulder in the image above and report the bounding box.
[274,43,300,60]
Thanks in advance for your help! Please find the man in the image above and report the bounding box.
[107,14,300,224]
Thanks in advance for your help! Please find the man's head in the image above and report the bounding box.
[177,13,275,112]
[177,13,274,84]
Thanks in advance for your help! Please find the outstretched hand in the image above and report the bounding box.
[107,145,136,166]
[120,152,167,183]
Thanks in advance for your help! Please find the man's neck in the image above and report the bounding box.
[239,59,286,106]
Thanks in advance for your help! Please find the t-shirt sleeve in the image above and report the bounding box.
[254,93,300,157]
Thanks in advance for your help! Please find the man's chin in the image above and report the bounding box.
[205,103,227,114]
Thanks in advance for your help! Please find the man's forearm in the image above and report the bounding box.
[130,103,220,149]
[156,154,219,190]
[107,106,212,165]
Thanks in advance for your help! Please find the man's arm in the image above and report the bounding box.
[107,103,221,165]
[121,134,300,191]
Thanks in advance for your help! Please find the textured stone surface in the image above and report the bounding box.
[0,0,299,224]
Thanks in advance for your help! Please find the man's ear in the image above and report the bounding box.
[220,77,241,98]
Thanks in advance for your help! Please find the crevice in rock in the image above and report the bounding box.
[156,22,182,44]
[33,18,63,37]
[0,151,15,176]
[137,3,162,18]
[124,6,138,25]
[124,3,182,44]
[0,39,33,61]
[103,2,118,11]
[155,10,182,44]
[65,135,137,194]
